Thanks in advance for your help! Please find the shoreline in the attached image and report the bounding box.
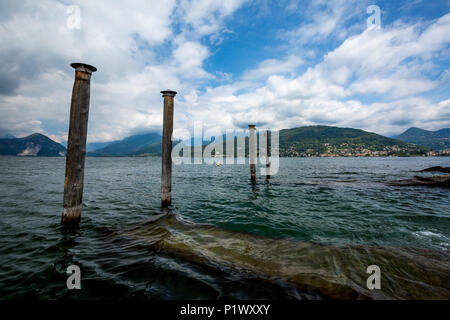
[1,155,449,158]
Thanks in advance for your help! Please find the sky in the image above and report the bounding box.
[0,0,449,143]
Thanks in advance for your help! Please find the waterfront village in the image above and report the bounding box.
[281,143,450,157]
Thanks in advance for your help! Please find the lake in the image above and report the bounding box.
[0,156,449,299]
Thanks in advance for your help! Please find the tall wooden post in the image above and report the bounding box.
[265,130,270,180]
[249,124,256,183]
[62,63,97,225]
[161,89,177,207]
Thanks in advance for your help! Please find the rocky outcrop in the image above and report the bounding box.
[389,169,450,188]
[420,166,450,173]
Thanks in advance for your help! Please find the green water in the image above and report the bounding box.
[0,157,449,299]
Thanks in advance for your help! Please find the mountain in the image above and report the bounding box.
[191,125,429,157]
[278,126,428,157]
[88,132,162,156]
[86,125,431,157]
[86,141,118,152]
[0,133,15,139]
[396,127,450,151]
[0,126,431,158]
[0,133,66,156]
[59,140,116,152]
[436,128,450,136]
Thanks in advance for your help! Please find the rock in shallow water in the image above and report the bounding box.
[389,174,450,188]
[420,166,450,173]
[98,212,450,300]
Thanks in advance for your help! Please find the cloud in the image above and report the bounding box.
[172,38,211,78]
[281,0,369,45]
[242,55,303,80]
[0,0,245,140]
[180,11,450,137]
[176,0,248,39]
[0,0,448,142]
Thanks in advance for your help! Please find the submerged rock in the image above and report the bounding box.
[389,174,450,188]
[420,166,450,173]
[98,212,450,300]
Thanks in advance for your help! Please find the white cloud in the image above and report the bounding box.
[242,55,303,81]
[0,0,448,143]
[179,12,450,136]
[0,0,246,141]
[282,0,369,45]
[177,0,248,37]
[172,38,211,78]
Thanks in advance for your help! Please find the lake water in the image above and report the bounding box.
[0,156,449,299]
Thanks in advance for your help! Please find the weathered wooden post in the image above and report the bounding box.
[161,89,177,207]
[249,124,256,183]
[62,63,97,225]
[265,130,270,180]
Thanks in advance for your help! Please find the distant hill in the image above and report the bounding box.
[0,126,431,158]
[88,132,162,156]
[86,141,118,152]
[0,133,15,139]
[0,133,66,156]
[189,125,429,157]
[436,128,450,136]
[278,126,428,157]
[396,127,450,151]
[87,126,430,157]
[60,141,116,152]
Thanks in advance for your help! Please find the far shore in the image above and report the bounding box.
[1,155,449,158]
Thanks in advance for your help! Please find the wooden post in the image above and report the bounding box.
[249,125,256,183]
[265,130,270,180]
[62,63,97,225]
[161,89,177,207]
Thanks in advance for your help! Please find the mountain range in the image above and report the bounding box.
[0,133,16,139]
[395,127,450,151]
[278,126,429,157]
[1,125,448,157]
[87,132,162,156]
[0,133,66,156]
[87,125,430,157]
